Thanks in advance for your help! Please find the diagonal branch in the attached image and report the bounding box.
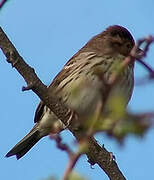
[0,26,126,180]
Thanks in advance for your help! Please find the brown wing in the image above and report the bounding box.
[33,62,73,123]
[48,46,90,90]
[34,50,97,123]
[33,57,75,123]
[34,101,45,123]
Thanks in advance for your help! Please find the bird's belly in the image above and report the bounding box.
[59,67,133,116]
[59,74,103,116]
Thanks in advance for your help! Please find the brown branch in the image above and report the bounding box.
[0,26,127,180]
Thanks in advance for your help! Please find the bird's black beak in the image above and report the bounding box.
[137,48,144,55]
[133,47,144,59]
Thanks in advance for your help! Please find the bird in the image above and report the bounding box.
[6,25,136,159]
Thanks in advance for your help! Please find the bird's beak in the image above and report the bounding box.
[137,48,144,55]
[133,47,144,59]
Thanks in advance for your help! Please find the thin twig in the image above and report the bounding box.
[50,134,83,180]
[135,36,154,79]
[63,153,82,180]
[50,134,73,157]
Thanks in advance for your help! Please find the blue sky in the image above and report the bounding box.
[0,0,154,179]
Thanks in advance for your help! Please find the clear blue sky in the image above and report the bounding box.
[0,0,154,180]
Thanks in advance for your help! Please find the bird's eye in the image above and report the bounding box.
[114,42,122,47]
[126,43,131,49]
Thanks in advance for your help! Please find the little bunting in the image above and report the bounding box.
[6,25,137,159]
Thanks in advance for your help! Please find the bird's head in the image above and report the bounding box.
[83,25,135,57]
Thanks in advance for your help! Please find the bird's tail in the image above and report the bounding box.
[6,125,42,160]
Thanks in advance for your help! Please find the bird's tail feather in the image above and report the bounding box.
[6,125,41,160]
